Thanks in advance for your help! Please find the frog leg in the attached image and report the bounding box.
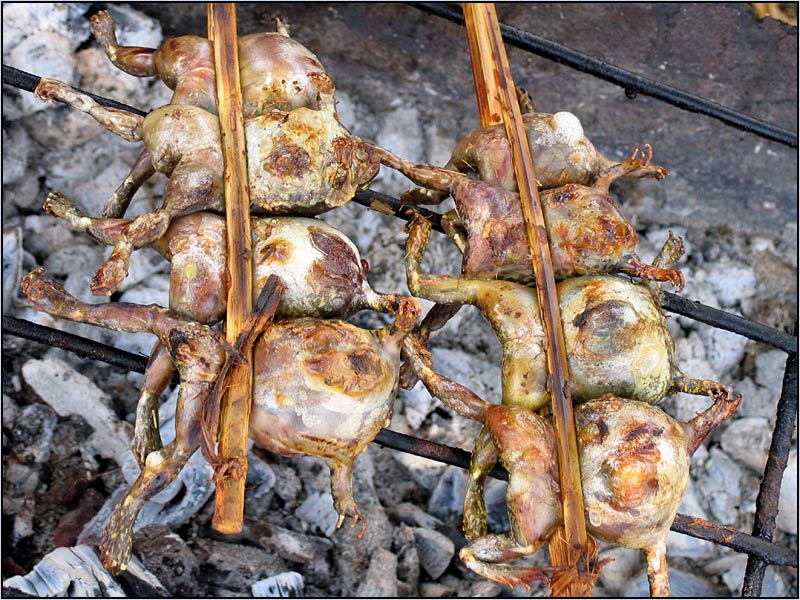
[90,10,158,77]
[652,230,685,271]
[593,145,668,190]
[441,209,468,254]
[398,302,463,389]
[102,150,157,218]
[91,149,224,296]
[328,458,367,538]
[21,269,223,574]
[516,87,536,114]
[680,385,742,454]
[643,539,670,597]
[405,214,482,305]
[619,255,684,291]
[43,191,130,245]
[101,377,210,574]
[34,78,143,143]
[463,426,498,540]
[460,533,555,591]
[371,145,458,200]
[132,343,176,467]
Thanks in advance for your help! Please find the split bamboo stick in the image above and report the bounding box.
[207,3,254,534]
[462,4,595,596]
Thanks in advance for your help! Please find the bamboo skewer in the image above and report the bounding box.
[207,3,255,534]
[462,4,595,596]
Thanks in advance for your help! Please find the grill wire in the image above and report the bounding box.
[1,4,797,596]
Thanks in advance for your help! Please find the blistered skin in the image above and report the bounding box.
[246,108,379,215]
[21,268,420,573]
[377,145,681,289]
[402,335,742,596]
[44,194,401,463]
[404,216,715,413]
[89,10,336,218]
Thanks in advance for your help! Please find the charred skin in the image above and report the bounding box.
[246,108,379,214]
[21,268,420,571]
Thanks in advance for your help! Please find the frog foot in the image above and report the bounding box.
[90,10,119,53]
[335,508,367,539]
[91,252,130,297]
[98,506,137,575]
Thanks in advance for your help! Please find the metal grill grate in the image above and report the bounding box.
[1,3,797,596]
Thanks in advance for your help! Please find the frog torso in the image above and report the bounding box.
[447,111,610,192]
[577,398,690,548]
[559,276,675,405]
[249,319,400,460]
[251,216,375,318]
[246,108,377,215]
[238,32,336,116]
[453,178,638,285]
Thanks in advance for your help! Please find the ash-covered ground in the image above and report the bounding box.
[2,3,797,598]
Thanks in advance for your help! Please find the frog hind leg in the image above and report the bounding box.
[460,533,555,591]
[133,342,176,467]
[463,426,499,540]
[328,457,367,538]
[643,539,670,597]
[100,377,209,574]
[102,150,157,218]
[90,10,158,77]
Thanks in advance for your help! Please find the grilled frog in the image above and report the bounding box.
[403,334,741,597]
[21,268,420,575]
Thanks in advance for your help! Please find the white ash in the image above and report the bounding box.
[1,3,796,597]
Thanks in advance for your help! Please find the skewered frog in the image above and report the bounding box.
[34,76,378,295]
[403,333,741,597]
[377,144,680,288]
[21,268,421,574]
[44,192,401,464]
[402,108,668,205]
[88,9,337,218]
[404,214,720,412]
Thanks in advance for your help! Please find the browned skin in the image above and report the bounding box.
[21,268,420,574]
[402,334,742,596]
[90,10,336,217]
[403,215,715,412]
[44,193,402,465]
[401,111,668,205]
[375,144,681,289]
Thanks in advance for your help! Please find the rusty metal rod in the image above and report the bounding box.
[742,348,799,595]
[3,67,795,355]
[408,2,798,148]
[5,315,796,567]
